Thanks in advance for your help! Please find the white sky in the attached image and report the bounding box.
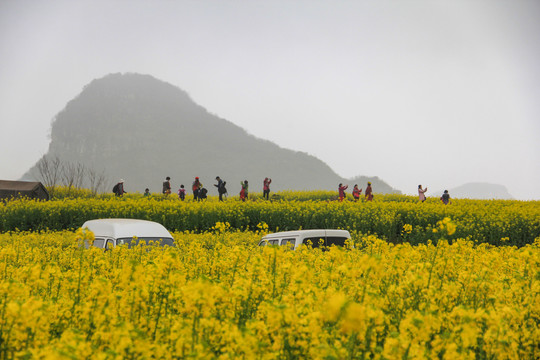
[1,0,539,199]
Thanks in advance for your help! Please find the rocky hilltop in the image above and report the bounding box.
[24,73,399,194]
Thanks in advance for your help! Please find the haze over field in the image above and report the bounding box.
[1,0,539,199]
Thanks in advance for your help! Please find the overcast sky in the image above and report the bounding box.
[1,0,539,199]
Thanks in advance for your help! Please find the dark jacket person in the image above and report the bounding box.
[214,176,227,201]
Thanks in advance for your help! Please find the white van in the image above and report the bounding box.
[81,218,175,249]
[258,229,351,250]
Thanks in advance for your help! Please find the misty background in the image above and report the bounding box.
[1,0,539,199]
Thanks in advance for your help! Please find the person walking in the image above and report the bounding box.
[440,190,451,205]
[352,184,362,201]
[214,176,227,201]
[418,185,428,202]
[263,177,272,200]
[178,185,186,201]
[365,182,373,201]
[240,180,249,202]
[113,179,126,197]
[338,183,348,202]
[192,177,202,201]
[163,177,172,195]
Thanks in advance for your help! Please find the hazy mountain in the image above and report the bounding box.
[435,182,514,200]
[24,73,399,194]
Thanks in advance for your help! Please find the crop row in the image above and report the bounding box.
[1,195,538,246]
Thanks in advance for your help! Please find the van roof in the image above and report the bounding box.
[81,218,173,239]
[262,229,350,239]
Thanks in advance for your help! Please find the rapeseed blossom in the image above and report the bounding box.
[0,230,538,358]
[1,193,538,246]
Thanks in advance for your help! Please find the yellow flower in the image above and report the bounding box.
[325,292,348,322]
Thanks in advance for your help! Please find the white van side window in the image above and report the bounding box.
[280,238,296,250]
[269,239,279,246]
[117,238,129,246]
[326,237,348,247]
[303,237,325,248]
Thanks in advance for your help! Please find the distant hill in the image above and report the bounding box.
[23,73,399,195]
[435,182,514,200]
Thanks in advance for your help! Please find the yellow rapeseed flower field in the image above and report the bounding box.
[1,191,539,246]
[0,229,538,359]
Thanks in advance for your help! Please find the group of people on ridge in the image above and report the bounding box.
[121,176,272,202]
[116,177,451,204]
[417,185,451,204]
[337,182,451,204]
[338,182,373,202]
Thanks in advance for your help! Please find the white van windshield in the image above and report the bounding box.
[93,239,105,248]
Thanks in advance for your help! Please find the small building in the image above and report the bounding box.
[0,180,49,201]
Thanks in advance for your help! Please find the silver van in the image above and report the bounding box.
[258,229,351,250]
[81,218,175,250]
